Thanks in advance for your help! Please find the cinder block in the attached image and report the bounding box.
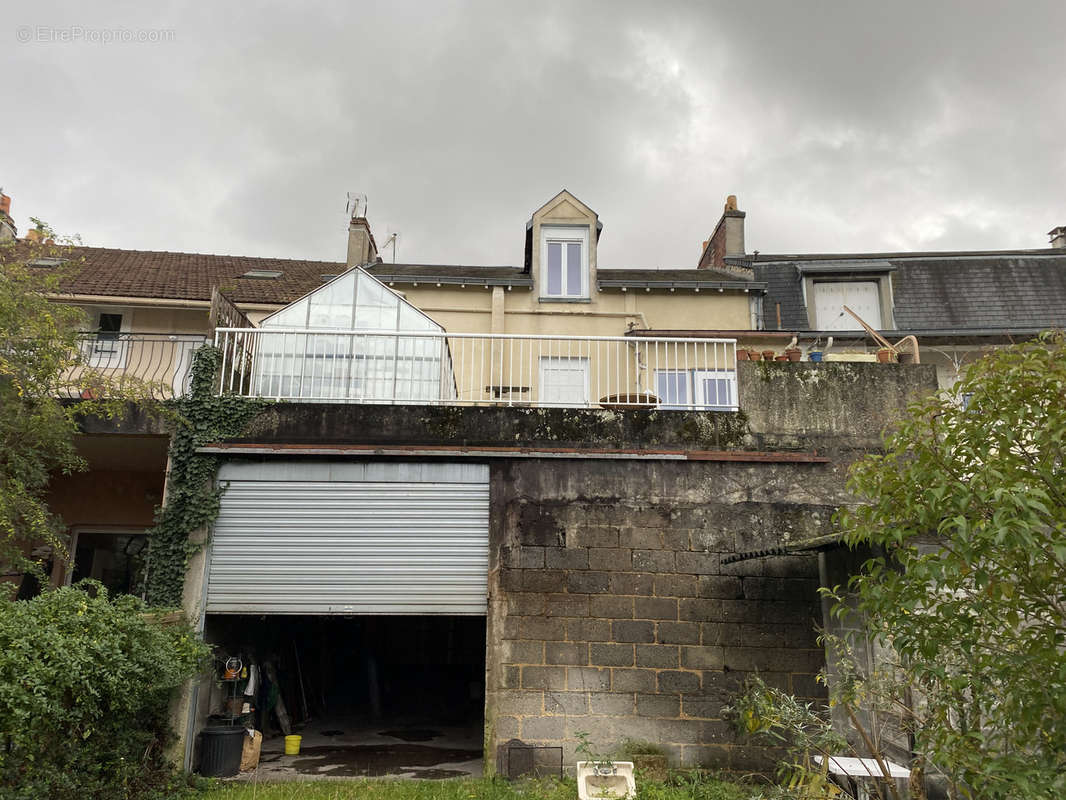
[790,672,828,698]
[636,693,681,718]
[546,546,590,570]
[518,617,566,641]
[494,689,545,715]
[546,641,588,666]
[611,668,657,693]
[567,667,611,691]
[502,545,546,568]
[589,642,634,667]
[661,529,692,551]
[636,644,680,669]
[590,595,634,620]
[588,692,636,716]
[568,571,609,594]
[656,621,699,645]
[520,569,567,593]
[521,666,567,690]
[700,623,741,647]
[697,575,743,599]
[691,530,732,553]
[680,645,726,670]
[507,593,547,616]
[632,549,675,573]
[681,695,723,720]
[679,598,720,622]
[742,577,818,602]
[612,620,655,643]
[676,551,719,575]
[589,547,632,571]
[618,527,663,549]
[521,716,566,741]
[680,744,731,768]
[545,593,589,618]
[569,527,620,549]
[544,691,590,715]
[495,715,521,740]
[503,639,545,665]
[635,596,679,620]
[657,670,701,693]
[567,617,611,642]
[564,714,617,741]
[609,572,655,596]
[654,574,698,598]
[501,665,520,689]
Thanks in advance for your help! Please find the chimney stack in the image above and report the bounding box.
[347,215,379,267]
[1049,226,1066,249]
[698,194,746,269]
[0,193,16,241]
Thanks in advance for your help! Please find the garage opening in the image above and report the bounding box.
[203,614,486,779]
[193,460,491,778]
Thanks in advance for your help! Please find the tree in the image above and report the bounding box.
[837,332,1066,799]
[0,224,155,590]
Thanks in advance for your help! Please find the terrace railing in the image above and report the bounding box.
[64,332,209,400]
[214,328,739,411]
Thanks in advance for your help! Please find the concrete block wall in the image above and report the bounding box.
[486,458,845,772]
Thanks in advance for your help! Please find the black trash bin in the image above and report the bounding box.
[199,725,246,777]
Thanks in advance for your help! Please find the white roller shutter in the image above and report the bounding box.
[205,461,489,615]
[813,281,882,330]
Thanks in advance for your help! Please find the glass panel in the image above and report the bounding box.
[398,302,442,332]
[699,377,730,409]
[260,298,308,328]
[656,371,688,408]
[307,272,356,329]
[355,272,400,329]
[566,242,582,296]
[547,242,562,296]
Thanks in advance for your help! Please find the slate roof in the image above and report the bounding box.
[13,245,758,305]
[751,250,1066,334]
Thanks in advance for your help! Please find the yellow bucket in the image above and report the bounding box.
[284,735,302,756]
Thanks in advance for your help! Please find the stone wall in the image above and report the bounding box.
[486,456,851,772]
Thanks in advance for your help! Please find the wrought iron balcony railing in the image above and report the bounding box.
[64,333,208,400]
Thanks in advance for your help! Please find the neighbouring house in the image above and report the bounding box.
[719,222,1066,389]
[9,189,945,778]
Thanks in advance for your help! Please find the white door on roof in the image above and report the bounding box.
[813,281,882,330]
[539,356,590,407]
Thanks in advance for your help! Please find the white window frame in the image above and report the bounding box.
[539,356,590,407]
[655,369,736,411]
[540,225,589,300]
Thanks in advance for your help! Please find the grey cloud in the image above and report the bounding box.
[2,0,1063,270]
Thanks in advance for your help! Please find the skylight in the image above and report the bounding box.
[242,269,283,279]
[27,257,67,268]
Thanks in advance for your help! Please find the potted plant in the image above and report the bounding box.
[784,347,802,362]
[761,349,776,361]
[807,350,823,362]
[876,347,897,363]
[748,350,762,361]
[736,348,749,361]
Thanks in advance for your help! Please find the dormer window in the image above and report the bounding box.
[541,225,589,299]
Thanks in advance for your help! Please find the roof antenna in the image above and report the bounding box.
[345,191,367,222]
[380,231,399,263]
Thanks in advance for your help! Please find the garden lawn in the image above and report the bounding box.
[199,775,755,800]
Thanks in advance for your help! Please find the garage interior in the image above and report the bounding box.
[202,613,487,779]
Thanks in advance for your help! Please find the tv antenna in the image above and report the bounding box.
[380,231,399,263]
[345,191,367,221]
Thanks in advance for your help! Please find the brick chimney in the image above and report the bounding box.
[0,193,16,241]
[698,195,746,269]
[347,215,379,267]
[1049,226,1066,249]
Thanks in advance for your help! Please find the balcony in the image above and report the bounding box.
[214,328,739,411]
[65,332,208,400]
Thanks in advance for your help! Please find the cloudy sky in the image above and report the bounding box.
[4,1,1064,268]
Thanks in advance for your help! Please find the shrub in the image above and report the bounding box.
[0,583,209,799]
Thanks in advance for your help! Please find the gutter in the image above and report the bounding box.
[597,279,766,292]
[49,293,283,313]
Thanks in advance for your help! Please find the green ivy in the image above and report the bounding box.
[145,346,267,607]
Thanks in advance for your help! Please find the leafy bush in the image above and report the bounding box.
[0,583,209,799]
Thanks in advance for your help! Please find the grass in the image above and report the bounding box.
[199,773,756,800]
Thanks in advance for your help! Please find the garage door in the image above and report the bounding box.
[205,461,489,615]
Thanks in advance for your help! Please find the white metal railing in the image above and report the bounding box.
[214,328,738,411]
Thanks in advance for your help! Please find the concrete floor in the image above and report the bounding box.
[234,716,484,782]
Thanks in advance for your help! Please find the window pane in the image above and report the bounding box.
[656,371,687,406]
[547,242,562,295]
[566,242,582,296]
[700,377,730,408]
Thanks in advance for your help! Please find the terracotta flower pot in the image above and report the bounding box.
[748,351,762,361]
[785,348,802,362]
[774,355,789,362]
[762,350,776,361]
[877,348,896,363]
[736,349,749,361]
